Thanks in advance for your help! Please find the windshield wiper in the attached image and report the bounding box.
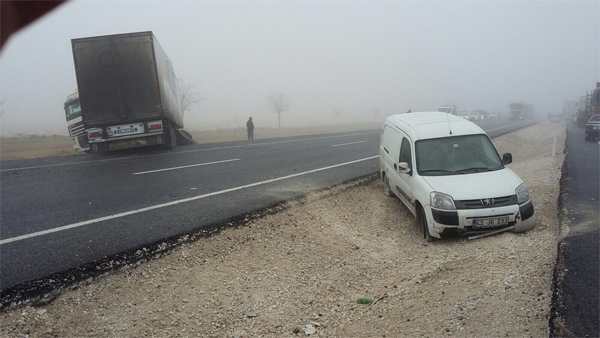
[454,167,495,174]
[419,169,454,174]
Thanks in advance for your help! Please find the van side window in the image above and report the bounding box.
[399,138,412,169]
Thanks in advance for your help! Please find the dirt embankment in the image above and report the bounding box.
[0,122,565,337]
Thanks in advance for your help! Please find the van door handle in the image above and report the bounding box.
[393,163,397,170]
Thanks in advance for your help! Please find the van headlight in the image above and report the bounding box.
[516,183,530,204]
[430,192,456,210]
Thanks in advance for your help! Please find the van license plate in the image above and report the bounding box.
[472,216,510,228]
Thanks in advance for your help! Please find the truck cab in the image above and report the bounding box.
[64,92,89,151]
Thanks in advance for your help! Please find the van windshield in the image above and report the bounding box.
[415,134,503,176]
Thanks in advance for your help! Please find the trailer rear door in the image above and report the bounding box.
[72,32,162,126]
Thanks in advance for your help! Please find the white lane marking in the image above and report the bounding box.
[0,131,377,173]
[331,140,367,147]
[0,155,380,245]
[132,158,240,175]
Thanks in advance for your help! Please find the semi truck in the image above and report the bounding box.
[69,31,189,153]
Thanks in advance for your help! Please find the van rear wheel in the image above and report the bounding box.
[383,173,392,197]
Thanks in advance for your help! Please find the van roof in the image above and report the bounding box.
[385,112,485,140]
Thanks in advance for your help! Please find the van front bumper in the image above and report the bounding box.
[427,201,535,238]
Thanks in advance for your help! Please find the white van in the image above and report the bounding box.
[379,112,535,240]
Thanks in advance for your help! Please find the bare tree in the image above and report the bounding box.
[177,79,201,114]
[268,92,290,128]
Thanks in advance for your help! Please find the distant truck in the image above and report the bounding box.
[69,31,189,153]
[509,102,533,120]
[584,82,600,140]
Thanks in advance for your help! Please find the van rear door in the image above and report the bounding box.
[394,135,416,213]
[381,125,397,181]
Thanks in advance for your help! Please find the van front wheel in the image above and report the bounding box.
[417,206,433,242]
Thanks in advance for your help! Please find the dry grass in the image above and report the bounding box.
[188,123,379,144]
[0,135,78,160]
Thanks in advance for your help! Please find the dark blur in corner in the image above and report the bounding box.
[0,0,65,51]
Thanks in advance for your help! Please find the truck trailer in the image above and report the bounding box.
[70,31,185,152]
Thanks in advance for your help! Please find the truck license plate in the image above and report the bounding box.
[107,123,145,137]
[472,216,510,228]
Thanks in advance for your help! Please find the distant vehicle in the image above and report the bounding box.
[509,102,533,120]
[70,31,187,153]
[575,83,599,127]
[593,82,600,114]
[585,114,600,141]
[437,105,456,114]
[379,112,535,240]
[576,93,593,127]
[64,91,89,151]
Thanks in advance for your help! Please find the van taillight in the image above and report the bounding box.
[147,120,163,132]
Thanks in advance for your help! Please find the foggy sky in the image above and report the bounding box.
[0,0,598,135]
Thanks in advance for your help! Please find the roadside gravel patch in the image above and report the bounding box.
[0,122,565,337]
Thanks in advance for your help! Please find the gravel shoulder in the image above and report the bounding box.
[0,122,565,337]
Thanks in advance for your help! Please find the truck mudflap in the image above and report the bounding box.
[175,129,195,145]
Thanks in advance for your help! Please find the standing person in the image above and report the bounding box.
[246,116,255,144]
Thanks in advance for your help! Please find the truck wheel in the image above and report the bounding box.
[91,143,107,154]
[165,124,177,150]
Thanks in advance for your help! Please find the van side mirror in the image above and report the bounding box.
[502,153,512,165]
[398,162,411,174]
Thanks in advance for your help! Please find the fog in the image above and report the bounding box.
[0,0,598,136]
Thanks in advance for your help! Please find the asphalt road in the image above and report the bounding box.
[551,122,599,337]
[0,119,531,292]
